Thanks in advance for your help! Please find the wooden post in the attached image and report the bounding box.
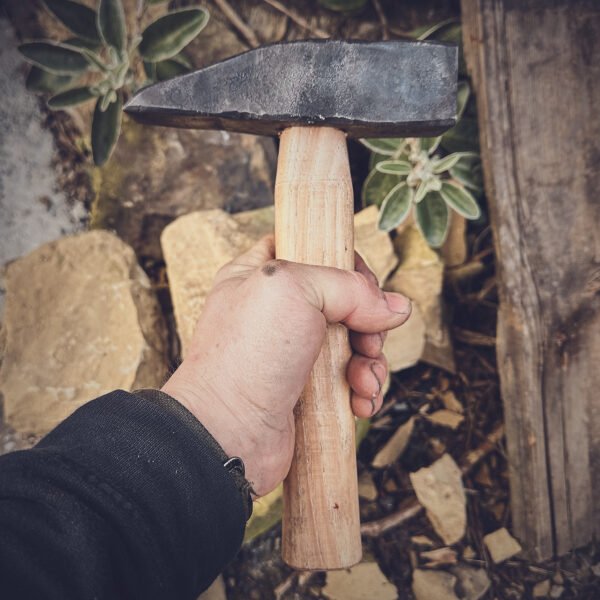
[461,0,600,560]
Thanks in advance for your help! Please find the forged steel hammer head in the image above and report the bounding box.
[125,40,458,138]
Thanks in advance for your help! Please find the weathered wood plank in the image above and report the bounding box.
[461,0,600,560]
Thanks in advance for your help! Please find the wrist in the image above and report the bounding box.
[162,360,265,491]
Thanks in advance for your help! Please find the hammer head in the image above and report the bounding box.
[125,40,457,138]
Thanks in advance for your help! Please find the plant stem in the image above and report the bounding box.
[261,0,329,39]
[214,0,260,48]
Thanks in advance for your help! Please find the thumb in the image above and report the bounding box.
[260,259,412,333]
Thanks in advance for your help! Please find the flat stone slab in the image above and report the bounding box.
[0,231,167,435]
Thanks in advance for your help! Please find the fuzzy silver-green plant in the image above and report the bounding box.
[19,0,209,165]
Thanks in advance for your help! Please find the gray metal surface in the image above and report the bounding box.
[125,40,458,137]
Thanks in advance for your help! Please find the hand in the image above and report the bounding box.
[162,236,411,496]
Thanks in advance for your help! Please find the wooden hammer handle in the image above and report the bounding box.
[275,126,362,570]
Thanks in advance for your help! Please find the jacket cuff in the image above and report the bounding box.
[133,388,253,521]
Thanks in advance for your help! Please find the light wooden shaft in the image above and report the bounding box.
[276,127,362,570]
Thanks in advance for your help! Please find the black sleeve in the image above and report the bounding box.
[0,389,251,600]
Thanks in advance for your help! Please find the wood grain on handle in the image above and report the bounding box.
[276,127,362,570]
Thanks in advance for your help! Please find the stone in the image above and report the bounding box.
[411,535,435,547]
[324,562,396,600]
[412,569,458,600]
[420,547,458,568]
[383,302,426,372]
[161,209,262,357]
[387,224,455,372]
[483,528,522,564]
[451,565,491,600]
[92,120,276,260]
[410,454,467,545]
[440,390,464,413]
[0,18,85,315]
[0,231,167,435]
[354,205,398,284]
[441,213,468,267]
[198,575,227,600]
[533,579,551,598]
[372,416,415,468]
[358,470,378,501]
[426,409,465,430]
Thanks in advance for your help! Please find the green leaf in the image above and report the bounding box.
[414,180,428,203]
[63,36,102,51]
[92,93,122,166]
[450,154,483,195]
[378,183,413,232]
[139,8,209,62]
[360,138,405,156]
[19,41,89,74]
[48,85,96,108]
[432,152,472,174]
[440,181,481,219]
[155,57,191,80]
[412,18,459,41]
[362,167,399,208]
[143,61,157,81]
[44,0,100,44]
[441,117,480,153]
[318,0,368,11]
[79,48,108,72]
[97,0,127,53]
[26,66,73,94]
[368,151,389,172]
[375,160,411,176]
[456,80,470,120]
[415,192,450,248]
[420,136,442,155]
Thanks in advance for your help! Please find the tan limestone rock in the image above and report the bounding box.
[358,470,378,501]
[0,231,167,435]
[420,546,458,568]
[354,205,398,285]
[387,224,455,372]
[451,565,491,600]
[383,302,426,372]
[198,575,227,600]
[483,528,522,564]
[372,416,415,468]
[412,569,458,600]
[324,562,396,600]
[410,454,467,545]
[441,213,468,267]
[161,209,258,357]
[426,409,465,430]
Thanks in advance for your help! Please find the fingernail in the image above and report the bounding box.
[385,292,412,315]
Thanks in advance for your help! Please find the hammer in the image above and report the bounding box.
[125,40,457,570]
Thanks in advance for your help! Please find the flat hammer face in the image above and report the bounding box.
[125,40,458,137]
